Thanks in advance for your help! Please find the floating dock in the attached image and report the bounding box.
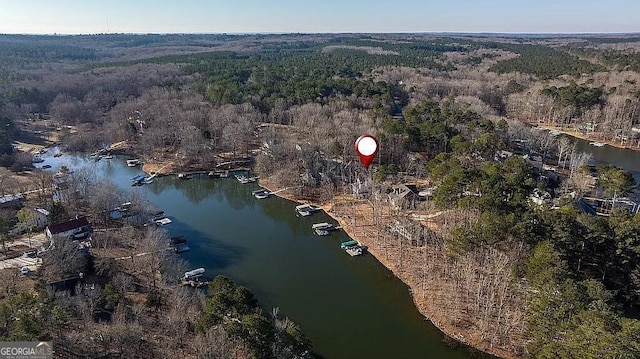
[252,189,271,199]
[181,279,208,288]
[184,267,205,280]
[341,240,367,256]
[341,240,359,249]
[295,204,321,217]
[312,222,341,236]
[153,217,172,226]
[127,159,141,167]
[235,174,258,184]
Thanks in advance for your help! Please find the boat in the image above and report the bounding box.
[589,142,606,147]
[32,155,44,163]
[42,164,52,169]
[295,204,320,217]
[53,152,63,157]
[177,173,190,179]
[127,159,141,167]
[183,268,205,280]
[104,154,114,159]
[252,189,271,199]
[142,177,154,184]
[131,175,145,181]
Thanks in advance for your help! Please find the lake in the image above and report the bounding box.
[37,151,470,359]
[569,137,640,181]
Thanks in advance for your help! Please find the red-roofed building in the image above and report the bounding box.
[45,217,92,240]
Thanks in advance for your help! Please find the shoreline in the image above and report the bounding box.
[537,124,640,151]
[258,179,499,358]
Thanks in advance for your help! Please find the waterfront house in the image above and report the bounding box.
[32,208,50,228]
[0,193,24,209]
[46,217,92,240]
[350,177,372,197]
[577,122,598,133]
[388,184,420,210]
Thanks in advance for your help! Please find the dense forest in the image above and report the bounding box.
[1,33,640,358]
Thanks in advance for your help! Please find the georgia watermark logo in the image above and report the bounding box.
[0,341,52,359]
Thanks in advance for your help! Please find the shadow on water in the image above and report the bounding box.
[159,216,248,272]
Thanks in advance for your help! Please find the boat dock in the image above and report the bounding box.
[296,204,321,217]
[169,236,190,253]
[127,159,141,167]
[130,174,153,186]
[153,217,172,226]
[312,222,341,236]
[184,268,205,280]
[341,240,367,256]
[252,189,271,199]
[209,170,229,178]
[182,279,209,288]
[341,240,359,249]
[345,246,364,256]
[235,173,258,184]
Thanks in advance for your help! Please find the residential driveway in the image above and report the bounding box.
[0,232,47,270]
[9,232,47,249]
[0,256,41,270]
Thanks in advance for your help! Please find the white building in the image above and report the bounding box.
[45,217,92,240]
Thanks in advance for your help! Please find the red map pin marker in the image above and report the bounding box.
[355,134,379,169]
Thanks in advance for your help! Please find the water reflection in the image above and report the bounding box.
[570,136,640,180]
[162,216,247,271]
[41,152,472,359]
[146,175,217,205]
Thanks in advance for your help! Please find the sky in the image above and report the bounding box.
[0,0,638,34]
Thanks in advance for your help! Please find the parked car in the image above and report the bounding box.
[22,250,37,258]
[20,267,30,275]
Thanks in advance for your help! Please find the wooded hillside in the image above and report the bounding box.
[2,33,640,358]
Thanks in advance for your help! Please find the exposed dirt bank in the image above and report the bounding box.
[258,178,511,358]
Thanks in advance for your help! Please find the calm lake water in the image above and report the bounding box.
[36,151,470,359]
[569,137,640,181]
[35,136,638,358]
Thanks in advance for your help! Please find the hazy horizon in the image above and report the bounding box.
[2,31,640,37]
[1,0,638,35]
